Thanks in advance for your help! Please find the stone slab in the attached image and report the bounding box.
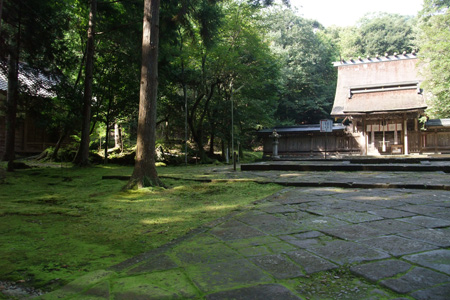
[169,242,241,266]
[186,259,273,293]
[282,211,317,222]
[361,219,422,234]
[360,235,438,256]
[398,216,450,228]
[367,208,416,219]
[350,259,412,282]
[112,269,199,300]
[237,213,302,235]
[399,228,450,247]
[265,241,298,253]
[331,212,384,223]
[206,284,301,300]
[304,207,347,216]
[210,223,267,241]
[225,236,281,249]
[236,245,272,257]
[82,281,110,299]
[293,231,324,239]
[410,282,450,300]
[251,254,304,279]
[42,270,115,299]
[285,238,322,249]
[396,205,443,216]
[321,224,384,240]
[293,216,350,231]
[403,249,450,275]
[127,254,178,275]
[259,205,298,214]
[308,240,390,265]
[380,267,450,294]
[287,250,338,274]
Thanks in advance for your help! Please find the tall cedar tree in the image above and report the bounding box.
[74,0,97,166]
[125,0,162,188]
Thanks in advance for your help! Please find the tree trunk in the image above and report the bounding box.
[117,124,124,153]
[51,132,66,161]
[104,123,110,164]
[114,123,120,149]
[125,0,162,189]
[74,0,96,166]
[3,54,19,172]
[209,134,215,156]
[0,0,3,32]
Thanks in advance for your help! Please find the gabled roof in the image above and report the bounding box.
[0,62,58,98]
[331,53,427,116]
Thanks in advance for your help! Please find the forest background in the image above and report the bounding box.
[1,0,448,166]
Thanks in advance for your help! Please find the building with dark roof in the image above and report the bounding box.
[259,52,450,158]
[331,52,429,155]
[0,64,61,155]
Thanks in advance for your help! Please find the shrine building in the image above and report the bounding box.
[259,52,450,158]
[331,52,427,155]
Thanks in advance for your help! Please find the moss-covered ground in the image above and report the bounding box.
[0,162,282,292]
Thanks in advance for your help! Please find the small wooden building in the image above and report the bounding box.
[0,65,60,156]
[258,124,360,158]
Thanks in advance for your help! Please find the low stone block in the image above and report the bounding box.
[360,235,438,256]
[380,267,450,294]
[251,254,304,279]
[308,240,390,265]
[287,250,338,274]
[206,284,301,300]
[410,282,450,300]
[186,259,273,293]
[350,259,411,282]
[403,249,450,275]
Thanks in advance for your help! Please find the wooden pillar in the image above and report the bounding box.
[363,116,367,156]
[371,123,375,149]
[435,129,438,154]
[414,117,419,153]
[404,117,409,155]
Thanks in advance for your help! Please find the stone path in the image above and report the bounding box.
[39,179,450,300]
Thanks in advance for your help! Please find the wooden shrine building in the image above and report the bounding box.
[259,52,450,158]
[0,64,61,156]
[331,52,428,155]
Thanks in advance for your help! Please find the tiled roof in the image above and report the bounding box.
[426,119,450,127]
[0,62,57,98]
[333,52,418,67]
[257,124,346,135]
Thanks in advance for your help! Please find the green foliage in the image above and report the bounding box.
[417,0,450,118]
[0,165,281,290]
[331,13,416,59]
[264,8,337,124]
[158,0,279,160]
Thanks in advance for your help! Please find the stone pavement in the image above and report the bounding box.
[40,167,450,300]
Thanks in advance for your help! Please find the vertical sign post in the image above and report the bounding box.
[320,119,333,159]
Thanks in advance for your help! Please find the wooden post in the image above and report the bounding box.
[435,129,438,154]
[404,117,409,155]
[363,116,367,156]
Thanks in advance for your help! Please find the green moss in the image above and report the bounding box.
[283,267,404,300]
[0,164,281,291]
